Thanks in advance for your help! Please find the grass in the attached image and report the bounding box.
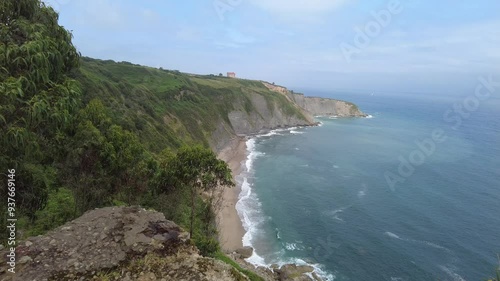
[213,252,266,281]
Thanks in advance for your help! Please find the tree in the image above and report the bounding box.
[0,0,80,220]
[219,73,223,77]
[164,145,234,238]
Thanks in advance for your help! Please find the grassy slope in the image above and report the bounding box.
[75,57,308,153]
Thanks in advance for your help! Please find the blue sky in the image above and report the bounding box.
[45,0,500,94]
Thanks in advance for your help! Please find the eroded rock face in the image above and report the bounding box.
[210,82,365,153]
[226,92,314,137]
[263,82,367,118]
[293,96,367,118]
[0,206,246,281]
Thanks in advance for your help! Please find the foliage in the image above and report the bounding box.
[156,145,234,240]
[30,187,77,235]
[213,252,265,281]
[0,0,80,238]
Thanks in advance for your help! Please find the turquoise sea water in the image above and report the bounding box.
[236,92,500,280]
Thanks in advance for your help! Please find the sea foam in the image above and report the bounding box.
[235,131,336,280]
[439,265,467,281]
[384,232,452,253]
[236,138,267,266]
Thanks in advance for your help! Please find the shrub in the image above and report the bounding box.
[31,188,77,236]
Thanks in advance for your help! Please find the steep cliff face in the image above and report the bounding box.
[207,89,316,153]
[209,82,367,152]
[263,82,367,118]
[227,92,314,135]
[288,94,367,117]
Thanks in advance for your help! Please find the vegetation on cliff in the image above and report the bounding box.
[75,57,309,151]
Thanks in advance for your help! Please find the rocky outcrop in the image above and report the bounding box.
[0,207,248,281]
[227,92,314,136]
[209,82,365,152]
[235,247,253,259]
[209,91,315,152]
[288,94,367,117]
[276,264,321,281]
[263,82,367,118]
[226,251,322,281]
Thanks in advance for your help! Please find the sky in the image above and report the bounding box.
[44,0,500,95]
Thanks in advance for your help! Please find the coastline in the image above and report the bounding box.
[217,137,247,252]
[216,125,317,252]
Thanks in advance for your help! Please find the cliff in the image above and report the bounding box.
[76,58,318,155]
[76,58,365,156]
[263,83,367,118]
[0,207,320,281]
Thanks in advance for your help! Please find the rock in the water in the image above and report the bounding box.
[235,246,254,258]
[277,264,316,281]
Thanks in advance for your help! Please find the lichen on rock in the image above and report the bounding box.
[0,207,245,281]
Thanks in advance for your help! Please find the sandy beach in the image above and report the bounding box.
[217,137,247,252]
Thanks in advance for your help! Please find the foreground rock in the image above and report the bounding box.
[0,206,247,281]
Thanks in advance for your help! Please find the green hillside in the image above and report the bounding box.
[75,57,307,153]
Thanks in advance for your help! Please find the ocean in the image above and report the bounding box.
[235,90,500,281]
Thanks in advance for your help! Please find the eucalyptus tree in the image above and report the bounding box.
[0,0,80,217]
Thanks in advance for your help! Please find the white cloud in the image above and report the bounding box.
[325,20,500,75]
[226,29,256,44]
[176,27,202,42]
[141,9,160,23]
[212,29,256,49]
[249,0,347,20]
[73,0,124,28]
